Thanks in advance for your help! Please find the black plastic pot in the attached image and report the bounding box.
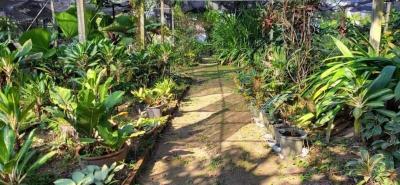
[278,128,307,157]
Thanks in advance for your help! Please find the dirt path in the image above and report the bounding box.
[137,65,304,185]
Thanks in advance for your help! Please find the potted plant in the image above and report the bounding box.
[50,69,138,166]
[132,79,175,118]
[277,127,307,157]
[134,117,167,137]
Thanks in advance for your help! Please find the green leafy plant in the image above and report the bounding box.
[299,37,399,139]
[55,6,99,40]
[59,40,100,76]
[21,74,53,121]
[342,66,395,137]
[97,39,129,81]
[0,126,56,185]
[53,163,124,185]
[50,69,132,152]
[100,14,135,34]
[0,86,35,139]
[0,40,35,85]
[132,79,175,107]
[19,28,53,54]
[131,87,162,107]
[346,149,396,185]
[135,117,167,132]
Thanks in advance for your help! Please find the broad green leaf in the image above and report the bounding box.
[375,109,396,118]
[365,88,393,102]
[320,64,344,78]
[50,86,76,111]
[104,91,124,110]
[19,28,51,53]
[331,36,353,57]
[55,11,78,39]
[16,39,33,58]
[72,171,85,182]
[16,129,36,161]
[394,81,400,100]
[367,65,396,95]
[54,179,77,185]
[0,126,15,163]
[26,151,56,174]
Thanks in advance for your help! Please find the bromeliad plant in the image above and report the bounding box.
[0,126,56,185]
[50,69,133,154]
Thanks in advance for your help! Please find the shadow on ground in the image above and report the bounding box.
[136,65,328,185]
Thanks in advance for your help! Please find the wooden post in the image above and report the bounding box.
[369,0,384,53]
[50,0,56,26]
[50,0,57,46]
[76,0,86,43]
[160,0,165,42]
[384,1,392,33]
[6,14,11,42]
[171,5,175,45]
[139,0,145,48]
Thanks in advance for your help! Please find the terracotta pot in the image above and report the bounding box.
[79,143,129,167]
[146,104,163,118]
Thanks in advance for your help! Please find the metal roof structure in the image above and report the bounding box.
[0,0,398,30]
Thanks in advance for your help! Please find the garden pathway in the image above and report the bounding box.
[137,65,305,185]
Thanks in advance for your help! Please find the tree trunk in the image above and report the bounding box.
[160,0,165,43]
[369,0,384,53]
[384,1,391,33]
[76,0,86,43]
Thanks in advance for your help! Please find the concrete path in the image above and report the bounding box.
[137,65,303,185]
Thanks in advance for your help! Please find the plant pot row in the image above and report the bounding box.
[250,106,308,157]
[78,119,167,168]
[79,85,190,184]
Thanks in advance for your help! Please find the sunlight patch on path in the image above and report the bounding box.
[137,65,304,185]
[180,93,232,112]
